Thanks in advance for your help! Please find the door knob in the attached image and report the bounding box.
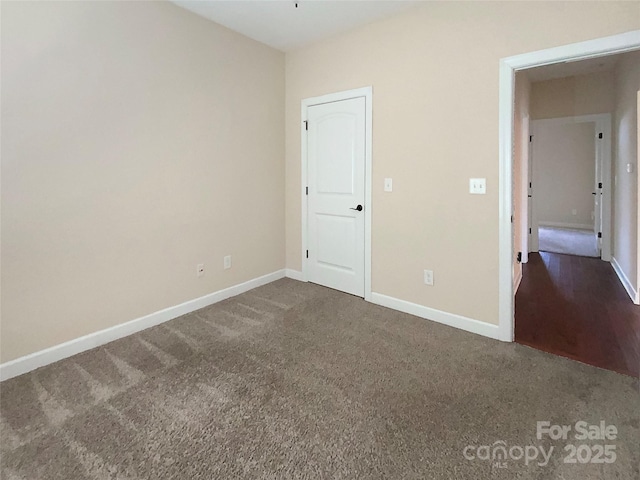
[350,205,363,211]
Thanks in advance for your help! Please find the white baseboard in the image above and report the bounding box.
[0,269,286,381]
[370,292,503,341]
[611,257,639,305]
[538,221,593,231]
[285,269,304,281]
[513,266,523,294]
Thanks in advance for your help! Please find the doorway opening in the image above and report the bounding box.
[499,32,640,376]
[529,114,611,260]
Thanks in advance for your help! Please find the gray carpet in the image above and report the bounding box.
[539,227,599,258]
[1,279,638,479]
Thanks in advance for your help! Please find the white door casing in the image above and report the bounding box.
[527,130,535,254]
[301,87,372,299]
[594,128,603,250]
[499,31,640,342]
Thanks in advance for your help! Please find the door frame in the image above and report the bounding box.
[528,114,612,260]
[524,117,532,263]
[499,30,640,342]
[300,86,373,301]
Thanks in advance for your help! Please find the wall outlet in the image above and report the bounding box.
[223,255,232,270]
[424,269,434,286]
[197,263,205,277]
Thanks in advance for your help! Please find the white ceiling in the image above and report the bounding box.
[171,0,422,52]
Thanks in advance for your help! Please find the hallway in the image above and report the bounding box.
[515,252,639,377]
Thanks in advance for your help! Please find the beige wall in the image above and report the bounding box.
[612,51,640,290]
[513,72,531,285]
[285,2,639,324]
[0,1,285,362]
[1,2,638,363]
[531,70,615,120]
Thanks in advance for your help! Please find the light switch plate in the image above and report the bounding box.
[384,178,393,192]
[424,269,434,286]
[469,178,486,194]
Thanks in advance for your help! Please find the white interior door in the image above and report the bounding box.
[307,96,366,296]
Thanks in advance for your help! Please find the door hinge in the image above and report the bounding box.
[304,120,308,131]
[529,135,533,142]
[529,228,532,234]
[598,182,603,189]
[598,232,602,238]
[306,186,308,195]
[529,182,532,188]
[306,250,309,258]
[598,132,603,139]
[511,215,514,223]
[517,252,522,263]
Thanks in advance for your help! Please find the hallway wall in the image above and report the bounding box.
[531,71,614,120]
[531,121,596,229]
[529,70,614,232]
[612,50,640,297]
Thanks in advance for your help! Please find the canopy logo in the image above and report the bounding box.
[463,420,617,469]
[463,441,553,469]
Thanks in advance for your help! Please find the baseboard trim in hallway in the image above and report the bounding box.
[370,292,502,340]
[0,269,287,381]
[611,256,639,305]
[513,267,523,294]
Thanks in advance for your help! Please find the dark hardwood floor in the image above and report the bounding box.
[515,252,640,377]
